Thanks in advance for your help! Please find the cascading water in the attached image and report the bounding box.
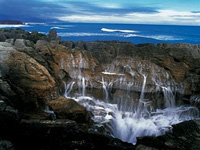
[62,58,199,144]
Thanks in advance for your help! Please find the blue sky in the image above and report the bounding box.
[0,0,200,25]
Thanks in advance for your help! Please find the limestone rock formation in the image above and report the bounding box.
[0,42,56,115]
[0,29,200,149]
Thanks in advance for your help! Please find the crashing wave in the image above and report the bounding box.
[101,28,137,33]
[25,22,46,25]
[124,34,183,41]
[58,32,112,37]
[51,26,65,30]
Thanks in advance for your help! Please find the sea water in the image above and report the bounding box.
[1,22,200,44]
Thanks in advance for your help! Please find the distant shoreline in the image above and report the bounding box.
[0,20,23,25]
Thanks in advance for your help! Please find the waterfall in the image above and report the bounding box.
[162,86,175,108]
[101,77,110,102]
[82,77,86,97]
[136,74,147,118]
[62,59,199,144]
[64,81,75,98]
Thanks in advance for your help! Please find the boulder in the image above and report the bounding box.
[5,50,56,111]
[48,96,91,123]
[46,30,61,43]
[0,42,56,113]
[14,39,26,49]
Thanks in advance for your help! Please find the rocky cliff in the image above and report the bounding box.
[0,29,200,149]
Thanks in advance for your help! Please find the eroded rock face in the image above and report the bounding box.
[65,41,200,100]
[5,50,56,110]
[34,40,99,84]
[0,29,200,149]
[0,42,56,114]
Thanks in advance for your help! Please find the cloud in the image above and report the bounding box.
[0,0,69,22]
[0,0,199,25]
[0,0,158,22]
[66,1,158,15]
[57,10,200,25]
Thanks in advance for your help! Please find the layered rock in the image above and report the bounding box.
[64,41,200,102]
[0,29,200,149]
[0,42,56,116]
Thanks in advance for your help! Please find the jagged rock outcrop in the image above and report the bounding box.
[0,29,45,43]
[0,42,56,116]
[0,29,200,149]
[65,41,200,99]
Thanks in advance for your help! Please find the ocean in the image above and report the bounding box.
[1,22,200,44]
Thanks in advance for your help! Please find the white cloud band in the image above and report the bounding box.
[57,9,200,25]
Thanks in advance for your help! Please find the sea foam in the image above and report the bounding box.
[124,34,183,41]
[51,26,65,30]
[58,32,112,37]
[101,28,137,33]
[0,24,28,28]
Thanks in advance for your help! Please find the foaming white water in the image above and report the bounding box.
[101,28,137,33]
[58,31,183,41]
[51,26,65,30]
[64,81,75,98]
[125,34,183,41]
[0,24,28,28]
[25,22,46,25]
[63,60,199,144]
[58,32,111,37]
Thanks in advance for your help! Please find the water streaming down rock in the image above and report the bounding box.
[64,81,75,98]
[62,58,199,144]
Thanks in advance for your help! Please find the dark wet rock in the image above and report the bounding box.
[135,145,158,150]
[136,120,200,150]
[61,40,74,49]
[0,140,15,150]
[46,30,61,43]
[28,31,45,43]
[0,119,134,150]
[0,29,46,43]
[0,33,6,41]
[47,96,91,123]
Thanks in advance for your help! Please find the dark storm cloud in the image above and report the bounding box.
[0,0,70,22]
